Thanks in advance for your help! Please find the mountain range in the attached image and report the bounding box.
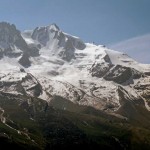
[0,22,150,150]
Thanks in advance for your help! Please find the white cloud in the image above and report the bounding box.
[109,34,150,64]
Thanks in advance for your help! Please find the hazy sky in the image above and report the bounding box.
[110,34,150,63]
[0,0,150,45]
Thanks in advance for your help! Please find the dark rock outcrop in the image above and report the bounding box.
[90,62,113,78]
[18,53,31,67]
[0,22,40,64]
[104,65,142,84]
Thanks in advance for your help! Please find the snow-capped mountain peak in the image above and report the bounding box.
[1,22,150,149]
[0,22,150,115]
[0,22,40,67]
[0,22,22,50]
[48,23,60,31]
[22,23,85,61]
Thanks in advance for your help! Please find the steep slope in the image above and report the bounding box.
[0,21,150,149]
[0,71,43,97]
[0,92,150,150]
[0,22,39,68]
[0,22,150,115]
[22,24,85,61]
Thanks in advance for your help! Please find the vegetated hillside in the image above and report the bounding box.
[0,93,150,150]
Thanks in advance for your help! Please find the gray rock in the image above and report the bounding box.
[90,62,113,78]
[104,65,142,84]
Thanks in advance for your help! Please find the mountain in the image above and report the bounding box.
[0,22,40,67]
[0,22,150,149]
[109,34,150,64]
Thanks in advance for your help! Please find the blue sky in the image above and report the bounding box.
[0,0,150,45]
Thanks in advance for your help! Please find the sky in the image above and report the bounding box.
[110,34,150,63]
[0,0,150,45]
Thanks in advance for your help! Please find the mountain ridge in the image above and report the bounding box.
[0,22,150,149]
[0,22,150,114]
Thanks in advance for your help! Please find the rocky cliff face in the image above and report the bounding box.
[103,65,142,84]
[26,24,85,61]
[0,22,24,56]
[0,22,39,67]
[0,71,43,97]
